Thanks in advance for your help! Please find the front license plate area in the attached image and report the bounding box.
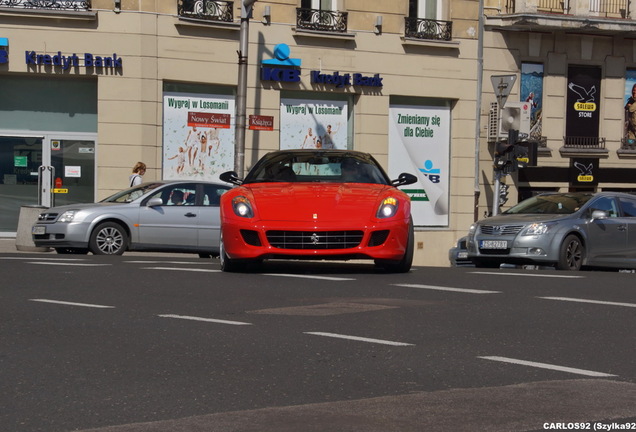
[32,226,46,235]
[480,240,507,249]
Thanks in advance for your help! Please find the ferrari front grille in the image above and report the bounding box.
[266,230,364,250]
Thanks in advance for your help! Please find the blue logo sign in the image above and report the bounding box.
[0,37,8,64]
[420,160,441,183]
[261,43,301,83]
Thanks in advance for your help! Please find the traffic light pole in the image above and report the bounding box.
[492,102,504,216]
[235,0,258,176]
[492,168,503,216]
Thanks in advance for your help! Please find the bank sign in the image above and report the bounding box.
[25,50,123,70]
[261,43,382,88]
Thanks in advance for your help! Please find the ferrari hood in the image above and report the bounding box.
[247,183,392,222]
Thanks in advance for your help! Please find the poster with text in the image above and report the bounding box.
[163,92,235,181]
[280,98,348,150]
[521,63,544,141]
[388,104,450,227]
[624,69,636,143]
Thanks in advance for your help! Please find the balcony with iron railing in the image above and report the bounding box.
[404,17,453,41]
[502,0,629,17]
[178,0,233,23]
[295,8,348,33]
[562,136,608,152]
[0,0,90,11]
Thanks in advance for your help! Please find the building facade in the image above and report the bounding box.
[0,0,481,266]
[482,0,636,214]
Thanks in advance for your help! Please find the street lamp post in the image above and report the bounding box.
[235,0,258,176]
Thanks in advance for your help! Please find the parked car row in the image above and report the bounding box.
[32,150,418,273]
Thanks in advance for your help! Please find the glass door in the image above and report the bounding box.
[0,136,46,232]
[0,134,95,233]
[49,138,95,207]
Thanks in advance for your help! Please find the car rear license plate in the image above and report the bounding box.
[32,226,46,235]
[480,240,507,249]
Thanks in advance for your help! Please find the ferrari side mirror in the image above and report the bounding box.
[392,172,417,187]
[220,171,243,185]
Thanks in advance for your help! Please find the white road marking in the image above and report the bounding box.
[143,267,221,273]
[305,332,414,346]
[478,356,617,377]
[393,283,500,294]
[29,299,114,309]
[126,261,210,265]
[470,271,584,279]
[158,314,252,326]
[27,262,110,267]
[262,273,355,281]
[539,296,636,308]
[0,257,87,261]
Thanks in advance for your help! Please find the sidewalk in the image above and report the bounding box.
[0,237,39,254]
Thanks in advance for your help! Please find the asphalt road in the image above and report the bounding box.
[2,243,636,432]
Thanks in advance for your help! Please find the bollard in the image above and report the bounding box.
[15,205,51,252]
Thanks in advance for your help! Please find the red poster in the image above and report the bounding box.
[188,112,231,128]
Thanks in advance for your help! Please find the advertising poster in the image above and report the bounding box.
[280,98,348,150]
[623,69,636,144]
[521,63,544,141]
[163,92,235,181]
[566,66,601,142]
[388,103,450,227]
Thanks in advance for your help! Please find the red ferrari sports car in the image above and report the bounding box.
[219,150,417,272]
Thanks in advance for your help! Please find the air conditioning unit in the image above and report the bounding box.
[487,101,531,141]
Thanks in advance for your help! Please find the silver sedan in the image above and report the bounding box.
[467,192,636,270]
[32,181,230,256]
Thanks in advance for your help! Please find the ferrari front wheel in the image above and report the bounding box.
[219,233,245,272]
[375,220,414,273]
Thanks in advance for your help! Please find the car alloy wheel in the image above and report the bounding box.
[89,222,128,255]
[557,234,584,271]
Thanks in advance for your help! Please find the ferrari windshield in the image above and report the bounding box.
[243,151,390,185]
[101,183,164,203]
[503,193,594,215]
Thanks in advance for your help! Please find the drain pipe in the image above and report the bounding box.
[473,0,485,221]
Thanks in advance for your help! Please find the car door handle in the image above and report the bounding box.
[184,212,197,218]
[618,225,627,231]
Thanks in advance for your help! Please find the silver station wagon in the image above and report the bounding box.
[32,181,230,256]
[466,192,636,270]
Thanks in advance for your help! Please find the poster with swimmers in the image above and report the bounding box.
[279,98,348,150]
[388,103,450,227]
[163,92,235,181]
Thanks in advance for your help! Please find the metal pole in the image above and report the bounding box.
[473,0,484,222]
[235,0,257,176]
[492,103,504,216]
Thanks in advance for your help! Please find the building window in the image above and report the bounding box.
[405,0,452,41]
[0,0,90,11]
[178,0,234,22]
[297,0,347,33]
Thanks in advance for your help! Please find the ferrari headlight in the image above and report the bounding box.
[232,196,254,218]
[522,222,553,236]
[377,197,399,218]
[57,210,78,223]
